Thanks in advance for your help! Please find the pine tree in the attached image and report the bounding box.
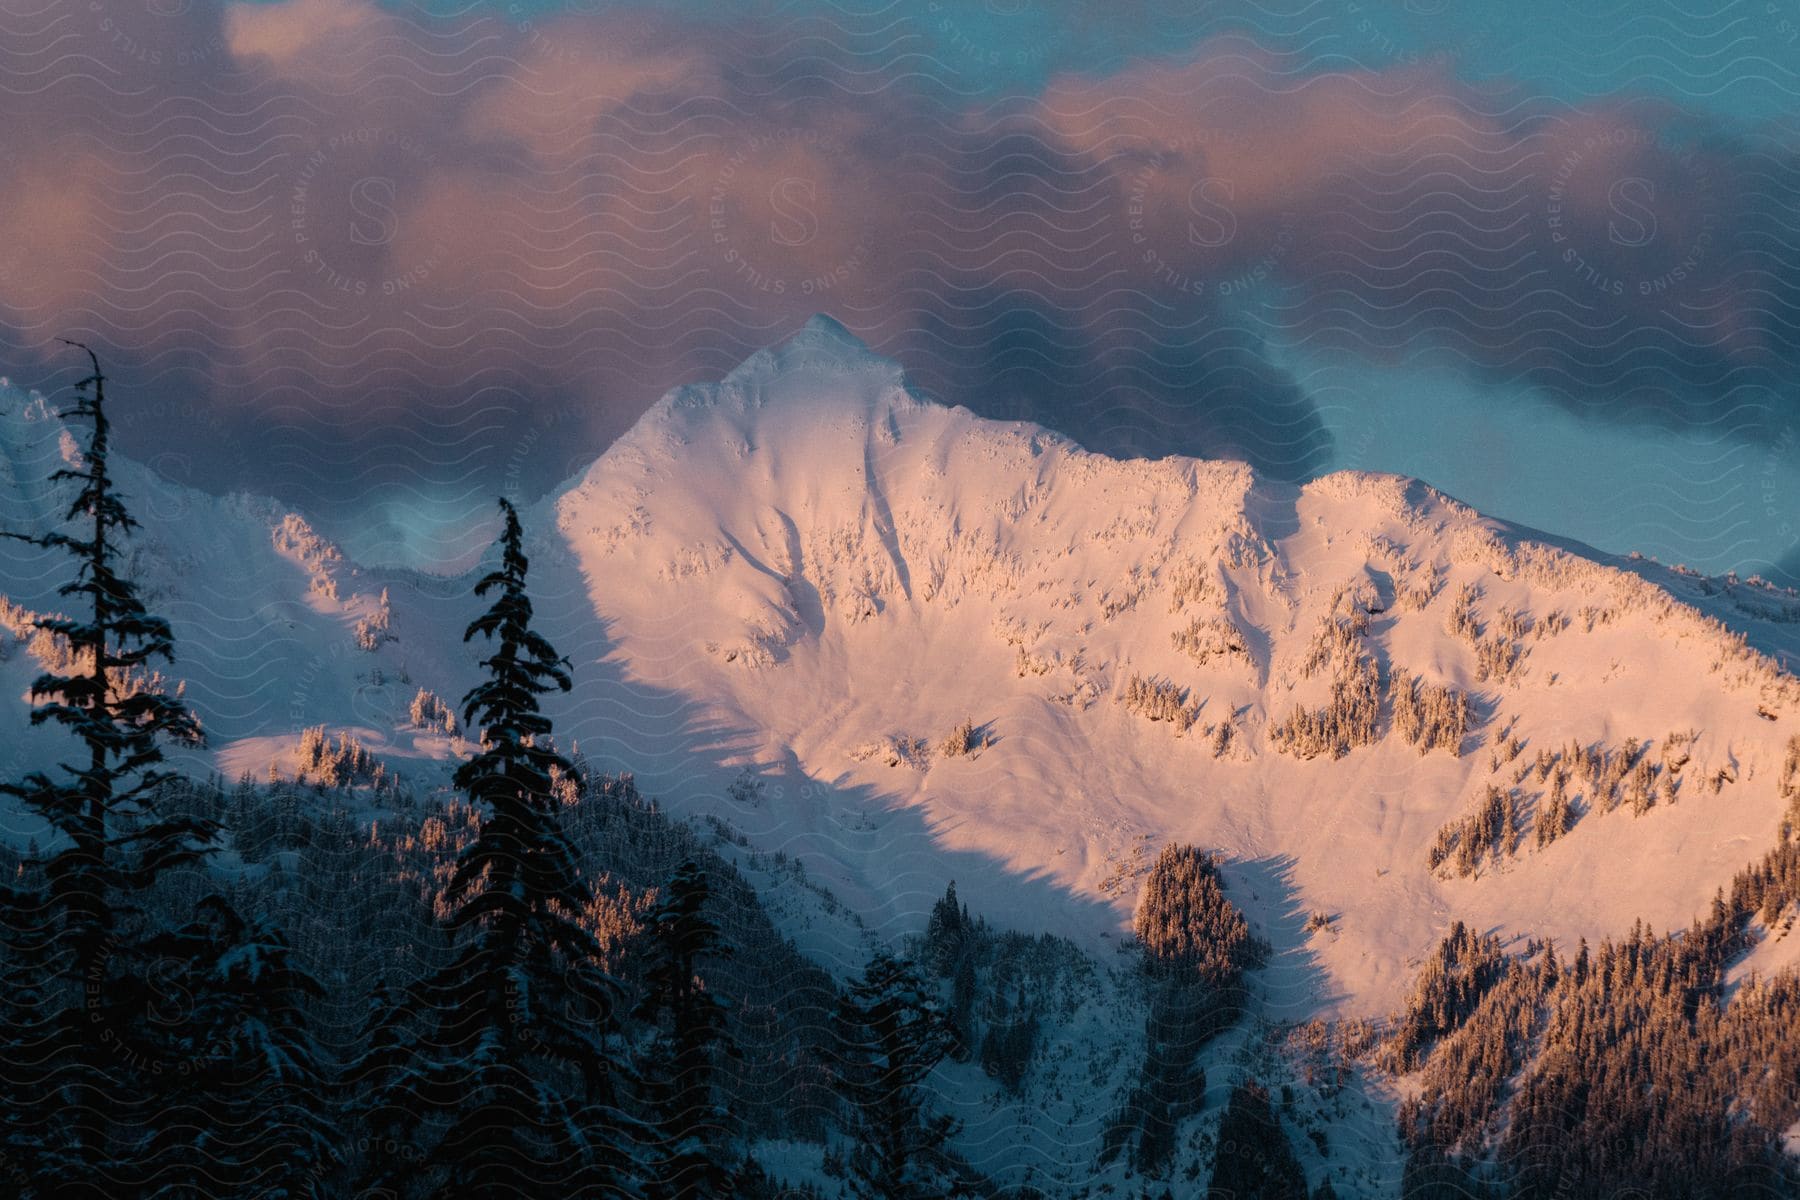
[635,857,738,1199]
[922,881,964,977]
[0,344,214,1195]
[948,950,977,1063]
[343,981,421,1195]
[1536,769,1571,847]
[398,497,640,1197]
[1206,1080,1307,1200]
[1134,845,1262,990]
[835,951,964,1200]
[131,897,336,1198]
[977,985,1036,1094]
[0,347,335,1197]
[1128,977,1213,1174]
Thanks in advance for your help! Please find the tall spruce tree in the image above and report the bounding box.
[398,497,639,1197]
[922,881,964,977]
[835,951,964,1200]
[635,857,738,1199]
[0,344,216,1196]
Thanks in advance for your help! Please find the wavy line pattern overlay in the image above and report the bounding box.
[3,2,1800,1198]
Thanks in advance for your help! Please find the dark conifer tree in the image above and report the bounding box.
[132,897,335,1198]
[1117,844,1265,1174]
[1207,1080,1307,1200]
[344,980,422,1196]
[398,497,639,1197]
[0,345,215,1196]
[948,950,977,1062]
[635,857,738,1198]
[835,951,963,1199]
[923,881,964,977]
[977,985,1036,1094]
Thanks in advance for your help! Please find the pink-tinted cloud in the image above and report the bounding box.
[223,0,386,71]
[460,20,718,169]
[0,6,1792,558]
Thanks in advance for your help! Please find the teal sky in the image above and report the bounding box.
[474,0,1800,120]
[1281,343,1800,580]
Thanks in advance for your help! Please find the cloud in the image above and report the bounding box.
[1773,544,1800,590]
[0,152,121,327]
[0,7,1795,563]
[459,18,717,168]
[224,0,386,73]
[1083,51,1797,434]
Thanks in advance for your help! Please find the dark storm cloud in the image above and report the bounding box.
[0,0,1795,554]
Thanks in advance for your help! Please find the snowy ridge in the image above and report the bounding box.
[0,378,466,805]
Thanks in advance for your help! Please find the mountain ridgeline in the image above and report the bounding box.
[1,324,1799,1195]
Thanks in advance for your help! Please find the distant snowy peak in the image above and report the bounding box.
[566,314,1533,650]
[562,315,1800,771]
[604,313,1498,545]
[721,313,904,390]
[617,314,928,466]
[0,383,78,529]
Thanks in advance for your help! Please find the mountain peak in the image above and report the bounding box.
[588,316,926,490]
[791,312,867,351]
[719,313,896,390]
[604,316,920,454]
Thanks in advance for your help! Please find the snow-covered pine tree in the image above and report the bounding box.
[1536,769,1572,847]
[976,985,1035,1094]
[1133,844,1263,990]
[397,497,640,1197]
[947,951,977,1064]
[0,345,216,1195]
[130,897,336,1197]
[634,857,739,1199]
[834,951,964,1200]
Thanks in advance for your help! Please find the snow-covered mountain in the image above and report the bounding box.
[5,315,1800,1192]
[551,315,1800,998]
